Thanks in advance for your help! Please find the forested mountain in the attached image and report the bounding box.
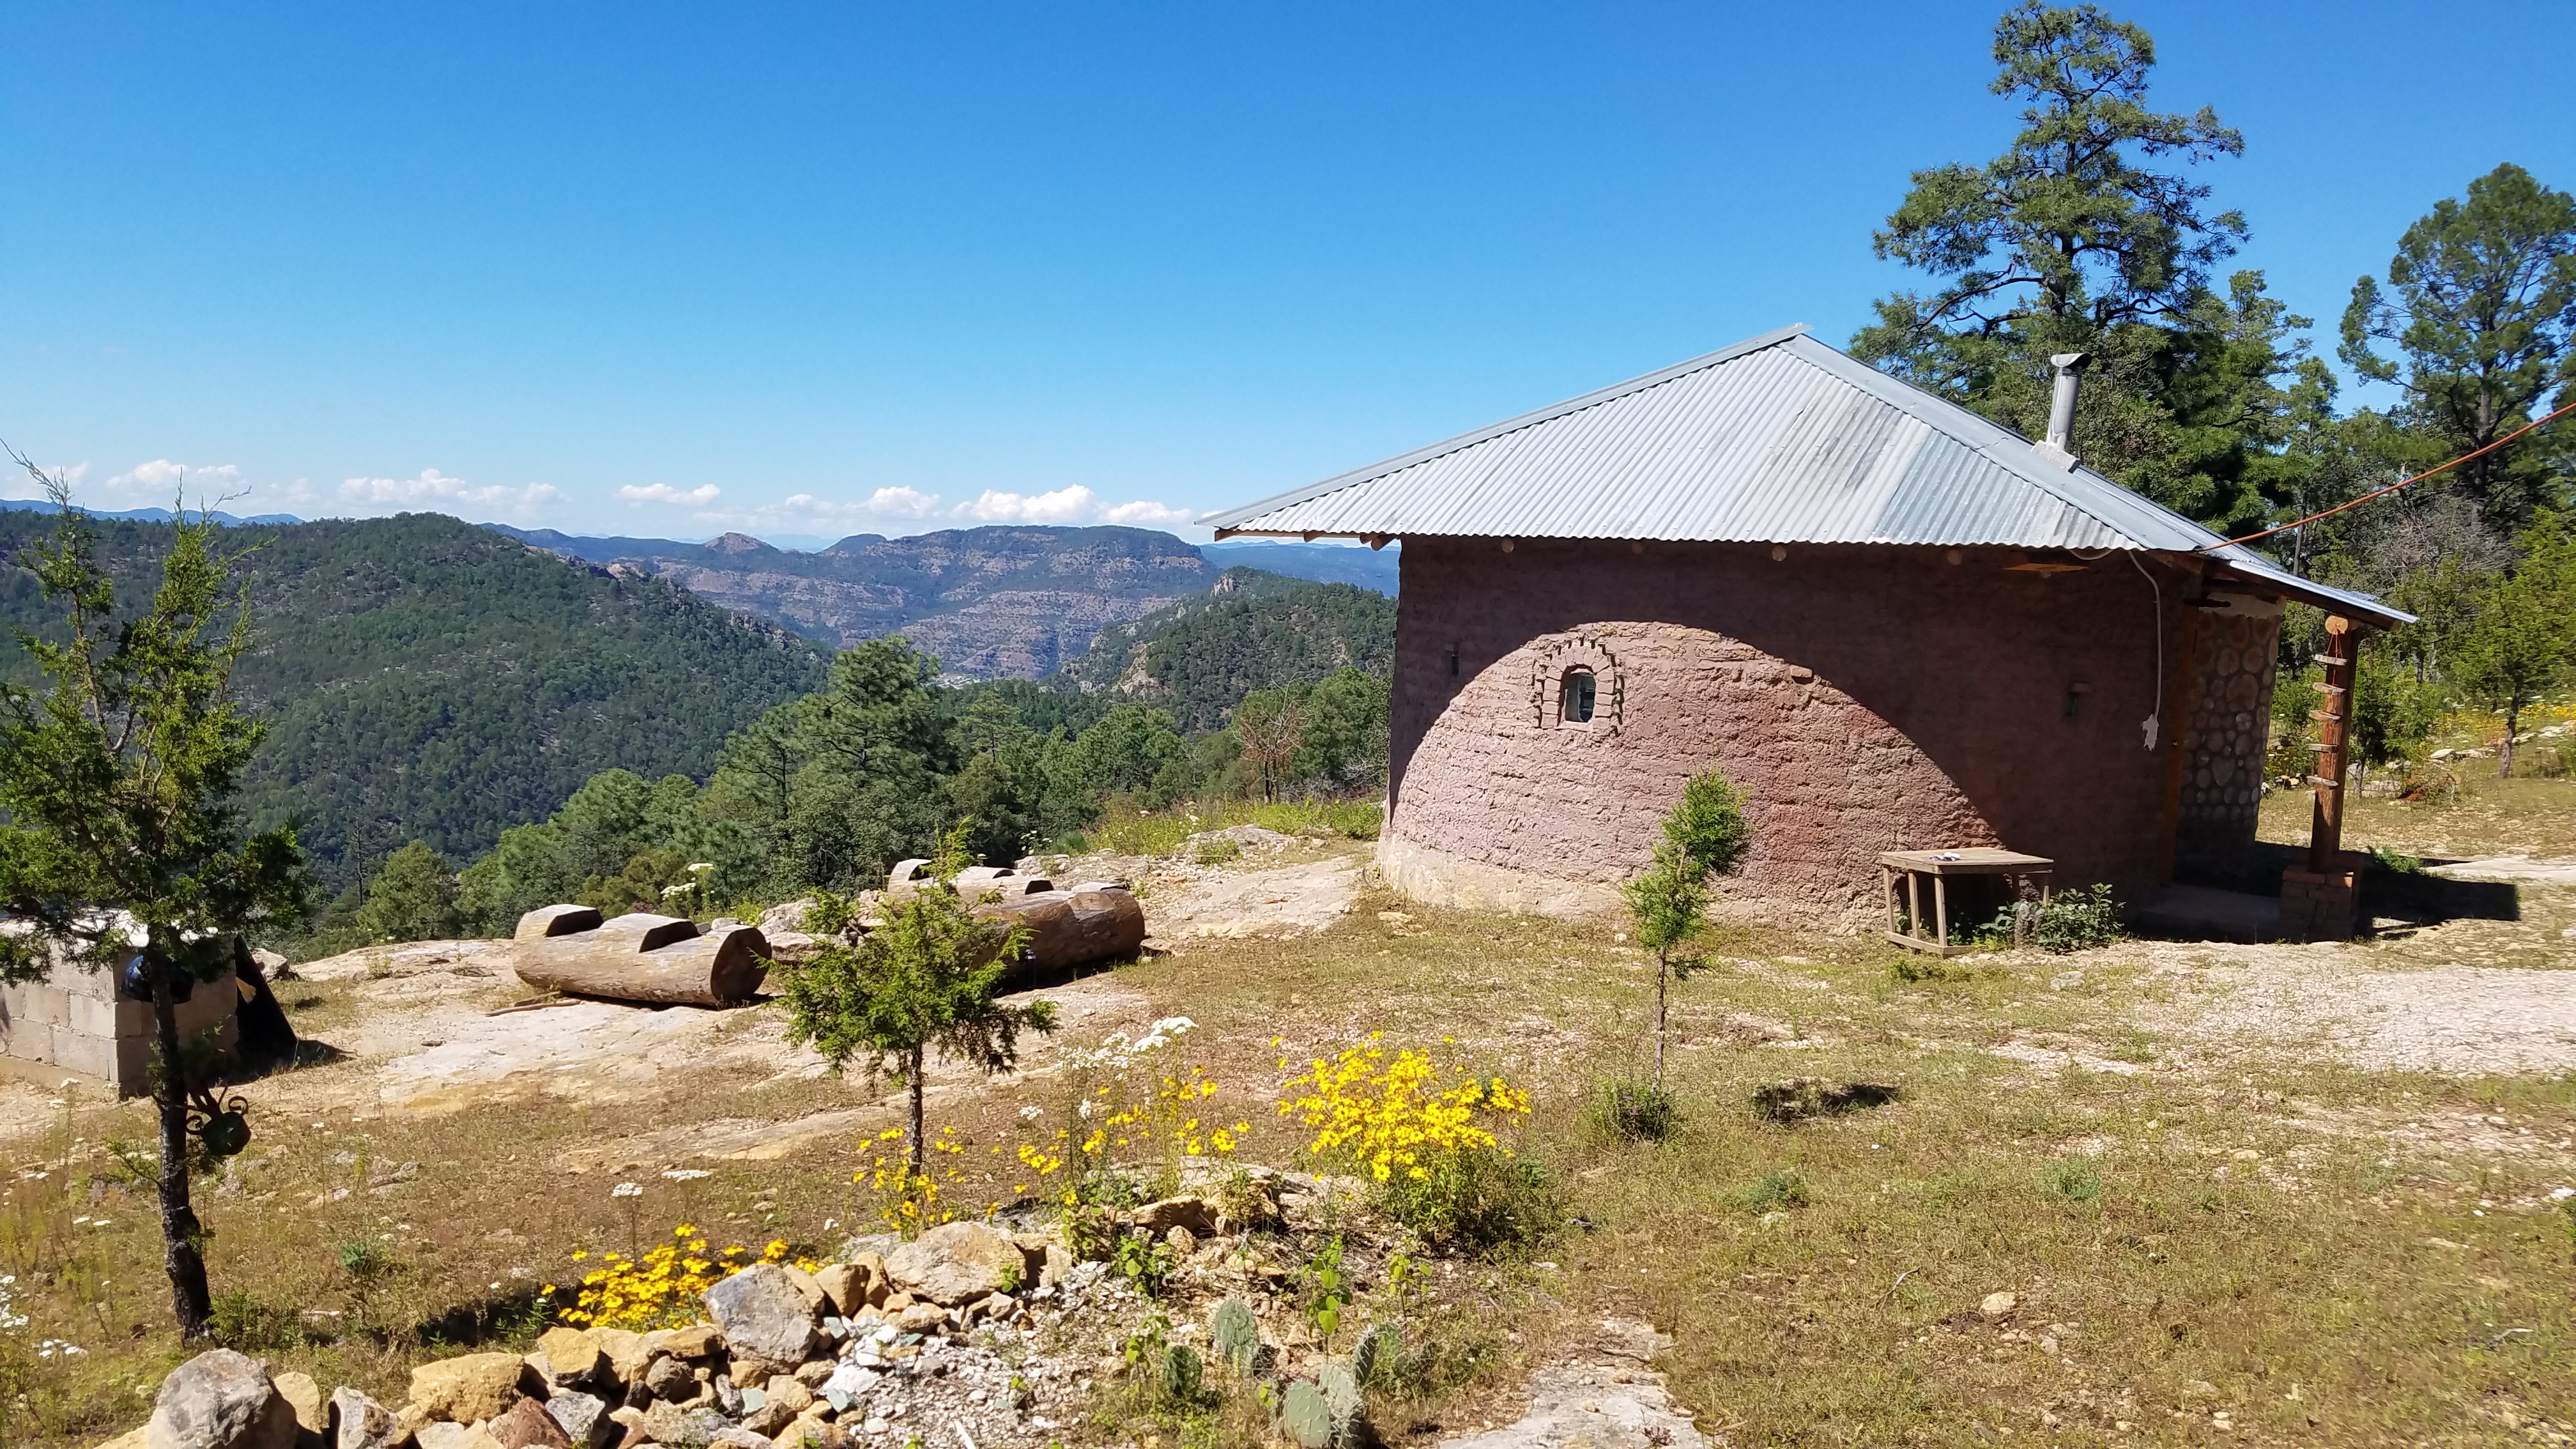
[487,524,1399,677]
[491,523,1217,678]
[1055,568,1397,732]
[0,510,829,892]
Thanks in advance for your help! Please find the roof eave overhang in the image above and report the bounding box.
[1209,527,2415,630]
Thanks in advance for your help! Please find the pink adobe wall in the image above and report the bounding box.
[1386,538,2211,916]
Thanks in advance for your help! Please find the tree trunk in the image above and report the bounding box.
[1653,951,1669,1092]
[2501,699,2520,779]
[146,946,214,1338]
[907,1045,926,1186]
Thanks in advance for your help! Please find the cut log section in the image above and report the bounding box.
[509,908,770,1006]
[515,903,602,940]
[978,888,1146,970]
[882,861,1147,970]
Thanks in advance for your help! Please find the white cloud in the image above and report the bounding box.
[618,482,722,506]
[863,486,940,518]
[1100,498,1197,526]
[339,468,562,512]
[955,485,1098,525]
[104,459,244,500]
[689,483,1200,540]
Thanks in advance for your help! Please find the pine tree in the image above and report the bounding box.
[0,463,309,1338]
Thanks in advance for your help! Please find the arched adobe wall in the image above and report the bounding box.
[1386,538,2195,916]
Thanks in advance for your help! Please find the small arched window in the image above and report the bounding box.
[1559,666,1597,725]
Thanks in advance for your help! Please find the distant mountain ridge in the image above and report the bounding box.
[486,522,1397,678]
[0,510,827,892]
[3,497,1399,681]
[0,496,302,527]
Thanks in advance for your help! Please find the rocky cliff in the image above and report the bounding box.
[497,525,1220,678]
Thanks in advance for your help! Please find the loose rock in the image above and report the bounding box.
[590,1328,652,1384]
[884,1222,1022,1306]
[409,1353,537,1425]
[644,1324,724,1360]
[148,1349,300,1449]
[271,1374,323,1438]
[641,1355,698,1404]
[490,1398,572,1449]
[536,1328,607,1387]
[704,1263,821,1377]
[542,1393,615,1449]
[1979,1291,2019,1320]
[328,1388,404,1449]
[813,1261,878,1317]
[638,1402,727,1449]
[1131,1197,1215,1235]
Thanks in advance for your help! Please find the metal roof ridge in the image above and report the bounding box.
[1199,323,1816,530]
[1772,334,2193,551]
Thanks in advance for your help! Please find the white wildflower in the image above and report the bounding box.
[662,1169,712,1182]
[612,1182,643,1199]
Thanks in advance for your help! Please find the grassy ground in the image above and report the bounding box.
[5,781,2575,1446]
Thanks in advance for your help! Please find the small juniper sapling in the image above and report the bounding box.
[1623,769,1752,1091]
[778,824,1057,1184]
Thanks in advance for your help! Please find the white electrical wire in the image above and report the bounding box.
[2130,553,2162,750]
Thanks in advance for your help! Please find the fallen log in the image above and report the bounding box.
[509,908,771,1006]
[974,888,1146,971]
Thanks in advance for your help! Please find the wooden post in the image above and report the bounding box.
[1905,872,1922,942]
[1933,876,1950,951]
[2307,617,2357,874]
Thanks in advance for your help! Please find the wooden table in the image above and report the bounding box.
[1880,848,2055,956]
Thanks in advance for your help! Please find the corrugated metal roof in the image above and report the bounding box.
[1202,325,2409,625]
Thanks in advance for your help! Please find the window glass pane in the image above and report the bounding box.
[1561,668,1595,724]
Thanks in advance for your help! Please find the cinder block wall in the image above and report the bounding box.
[1386,539,2241,917]
[0,958,240,1094]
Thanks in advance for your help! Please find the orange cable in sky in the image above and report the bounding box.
[2203,397,2576,551]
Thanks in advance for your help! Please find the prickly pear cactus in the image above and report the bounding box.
[1210,1296,1259,1375]
[1159,1342,1202,1402]
[1351,1322,1404,1386]
[1318,1362,1365,1444]
[1279,1379,1333,1448]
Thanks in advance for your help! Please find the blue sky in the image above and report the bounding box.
[4,2,2570,546]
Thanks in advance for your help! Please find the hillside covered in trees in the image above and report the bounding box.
[308,568,1398,949]
[0,510,830,893]
[1054,569,1397,732]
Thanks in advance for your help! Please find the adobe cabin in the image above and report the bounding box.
[1204,326,2411,938]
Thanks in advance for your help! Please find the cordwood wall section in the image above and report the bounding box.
[1381,537,2268,920]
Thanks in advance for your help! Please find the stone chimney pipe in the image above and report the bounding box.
[2044,352,2090,457]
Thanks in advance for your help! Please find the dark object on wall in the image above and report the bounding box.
[118,953,194,1005]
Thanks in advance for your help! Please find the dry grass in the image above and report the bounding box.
[6,811,2576,1445]
[2264,773,2576,861]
